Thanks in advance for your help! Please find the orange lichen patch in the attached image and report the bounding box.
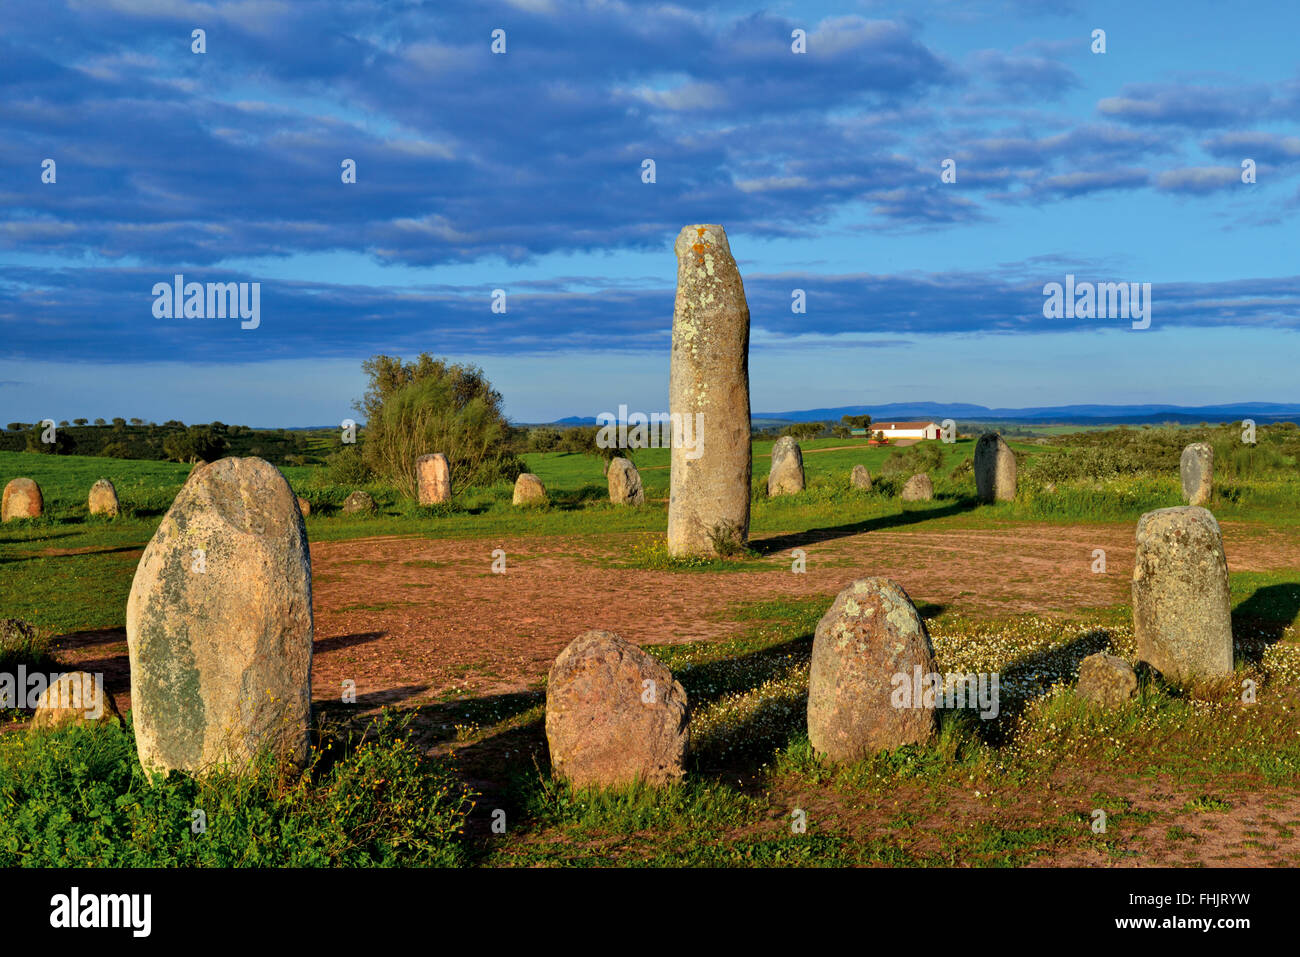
[692,228,708,261]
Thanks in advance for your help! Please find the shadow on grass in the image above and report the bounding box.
[0,543,143,566]
[752,497,980,555]
[1233,583,1300,665]
[0,528,86,550]
[974,628,1114,745]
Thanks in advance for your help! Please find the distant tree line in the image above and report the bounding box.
[0,419,324,466]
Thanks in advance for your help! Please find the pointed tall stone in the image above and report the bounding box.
[767,436,805,496]
[416,453,451,505]
[974,432,1016,503]
[667,224,751,557]
[1180,443,1213,506]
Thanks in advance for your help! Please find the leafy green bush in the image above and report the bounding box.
[880,441,944,479]
[355,354,522,497]
[528,427,563,452]
[0,712,475,867]
[325,445,373,485]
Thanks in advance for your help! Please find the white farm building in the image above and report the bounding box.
[873,421,943,440]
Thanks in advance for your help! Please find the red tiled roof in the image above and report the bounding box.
[878,421,937,430]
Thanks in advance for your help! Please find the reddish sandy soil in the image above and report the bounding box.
[54,519,1300,717]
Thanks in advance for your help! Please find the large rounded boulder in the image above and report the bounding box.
[545,631,688,788]
[2,478,43,521]
[808,578,939,762]
[32,672,123,730]
[88,478,119,517]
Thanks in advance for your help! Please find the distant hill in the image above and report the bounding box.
[543,402,1300,427]
[753,402,1300,425]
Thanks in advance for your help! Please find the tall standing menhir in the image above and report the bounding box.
[667,225,752,557]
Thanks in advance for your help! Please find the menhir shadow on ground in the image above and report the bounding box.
[752,498,979,555]
[968,628,1115,745]
[1232,582,1300,666]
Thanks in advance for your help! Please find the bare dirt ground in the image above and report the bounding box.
[57,520,1300,716]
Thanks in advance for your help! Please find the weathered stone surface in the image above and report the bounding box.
[297,496,311,517]
[1180,443,1213,506]
[416,453,451,505]
[513,472,547,506]
[1,478,43,521]
[88,478,119,517]
[667,224,751,556]
[900,473,933,501]
[767,436,805,496]
[851,464,872,490]
[545,630,688,788]
[607,457,645,505]
[1132,506,1233,682]
[1076,652,1138,708]
[342,490,376,514]
[126,457,313,774]
[808,578,938,761]
[974,433,1016,503]
[183,460,210,488]
[32,671,123,730]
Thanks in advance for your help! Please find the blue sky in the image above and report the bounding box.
[2,0,1298,425]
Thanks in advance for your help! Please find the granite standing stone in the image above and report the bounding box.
[342,490,376,514]
[767,436,806,496]
[607,457,645,505]
[88,478,119,517]
[901,473,933,502]
[667,224,752,556]
[1180,443,1213,506]
[1,478,43,521]
[126,457,313,774]
[416,453,452,505]
[808,578,939,761]
[1132,506,1233,681]
[545,631,688,788]
[513,472,547,506]
[974,433,1017,503]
